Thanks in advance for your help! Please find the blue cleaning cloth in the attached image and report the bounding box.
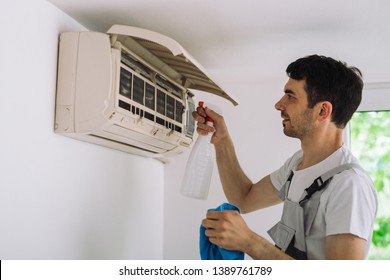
[199,202,245,260]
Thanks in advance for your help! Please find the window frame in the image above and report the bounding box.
[344,83,390,147]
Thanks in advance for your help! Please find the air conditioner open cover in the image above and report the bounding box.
[55,24,238,162]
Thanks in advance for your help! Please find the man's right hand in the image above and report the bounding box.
[192,106,229,145]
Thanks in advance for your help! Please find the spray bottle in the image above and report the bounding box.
[180,101,215,199]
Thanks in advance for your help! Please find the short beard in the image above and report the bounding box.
[283,108,315,139]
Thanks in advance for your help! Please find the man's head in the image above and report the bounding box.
[286,55,363,128]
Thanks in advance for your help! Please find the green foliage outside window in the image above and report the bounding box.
[350,111,390,259]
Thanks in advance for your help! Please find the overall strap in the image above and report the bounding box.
[278,171,294,201]
[299,163,362,204]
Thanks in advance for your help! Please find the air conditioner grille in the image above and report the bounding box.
[117,100,183,133]
[118,58,187,134]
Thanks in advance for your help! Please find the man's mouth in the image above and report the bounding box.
[281,113,290,124]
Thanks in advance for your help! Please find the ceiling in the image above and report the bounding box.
[49,0,390,102]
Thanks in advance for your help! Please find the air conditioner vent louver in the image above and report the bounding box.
[90,134,159,154]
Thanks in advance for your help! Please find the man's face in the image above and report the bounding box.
[274,78,316,139]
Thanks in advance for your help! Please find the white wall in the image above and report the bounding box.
[164,76,300,259]
[0,0,164,259]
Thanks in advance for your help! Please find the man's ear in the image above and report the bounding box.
[317,101,332,121]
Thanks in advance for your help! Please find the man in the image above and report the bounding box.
[195,55,377,260]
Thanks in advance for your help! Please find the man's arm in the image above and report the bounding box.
[215,136,281,213]
[325,234,366,259]
[193,107,281,213]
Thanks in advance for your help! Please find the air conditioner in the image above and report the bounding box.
[54,24,238,162]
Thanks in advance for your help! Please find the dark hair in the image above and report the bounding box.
[286,55,363,128]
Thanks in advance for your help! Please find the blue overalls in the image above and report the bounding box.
[267,163,361,259]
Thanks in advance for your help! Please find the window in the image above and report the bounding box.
[350,110,390,259]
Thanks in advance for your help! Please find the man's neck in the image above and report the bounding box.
[298,129,343,170]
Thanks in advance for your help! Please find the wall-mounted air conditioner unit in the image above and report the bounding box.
[54,24,238,162]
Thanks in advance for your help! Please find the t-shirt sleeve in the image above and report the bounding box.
[270,150,302,191]
[324,169,378,240]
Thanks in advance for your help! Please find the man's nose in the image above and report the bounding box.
[274,97,285,111]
